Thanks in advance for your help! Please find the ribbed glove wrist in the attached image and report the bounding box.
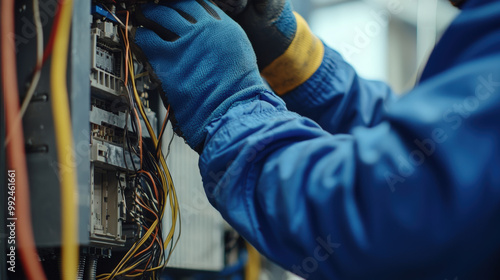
[261,12,325,95]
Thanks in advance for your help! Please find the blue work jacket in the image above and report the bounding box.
[199,0,500,278]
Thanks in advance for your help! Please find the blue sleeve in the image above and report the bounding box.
[282,44,398,135]
[199,53,500,279]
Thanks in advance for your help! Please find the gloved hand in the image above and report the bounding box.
[213,0,295,70]
[133,0,269,153]
[213,0,325,96]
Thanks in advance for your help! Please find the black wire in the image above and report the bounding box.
[165,132,175,160]
[123,94,139,174]
[122,108,134,174]
[112,15,171,279]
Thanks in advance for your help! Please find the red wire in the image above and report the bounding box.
[39,2,63,69]
[1,0,48,279]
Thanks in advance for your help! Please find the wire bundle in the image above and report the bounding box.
[3,1,180,278]
[96,7,181,280]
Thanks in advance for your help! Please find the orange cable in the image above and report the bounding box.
[134,227,158,258]
[135,198,159,221]
[1,0,47,279]
[128,254,153,275]
[123,11,130,86]
[138,170,159,201]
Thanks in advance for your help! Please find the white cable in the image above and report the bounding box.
[19,0,44,117]
[5,0,44,147]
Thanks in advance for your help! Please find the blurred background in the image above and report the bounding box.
[292,0,459,93]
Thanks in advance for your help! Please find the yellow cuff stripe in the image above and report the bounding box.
[261,12,325,96]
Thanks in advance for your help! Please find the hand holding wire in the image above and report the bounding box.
[134,0,269,153]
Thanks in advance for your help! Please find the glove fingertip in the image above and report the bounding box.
[135,10,181,42]
[213,0,248,17]
[196,0,222,20]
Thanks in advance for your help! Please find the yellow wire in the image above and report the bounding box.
[100,220,158,280]
[127,53,181,263]
[129,68,178,266]
[245,242,262,280]
[50,0,78,279]
[96,32,180,279]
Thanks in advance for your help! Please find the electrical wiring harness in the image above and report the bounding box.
[94,5,181,280]
[3,0,181,279]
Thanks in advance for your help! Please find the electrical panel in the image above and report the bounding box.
[5,1,228,279]
[88,14,159,249]
[89,168,127,247]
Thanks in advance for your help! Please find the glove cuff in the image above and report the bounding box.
[272,1,297,42]
[261,13,324,96]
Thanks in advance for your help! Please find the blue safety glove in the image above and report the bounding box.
[133,0,270,152]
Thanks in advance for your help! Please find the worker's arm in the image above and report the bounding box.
[201,57,500,279]
[215,0,397,134]
[134,1,500,279]
[279,43,397,134]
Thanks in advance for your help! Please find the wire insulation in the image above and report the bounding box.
[94,7,181,279]
[1,0,47,279]
[50,0,79,279]
[19,0,44,119]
